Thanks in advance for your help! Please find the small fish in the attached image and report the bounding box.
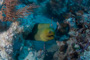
[26,24,55,42]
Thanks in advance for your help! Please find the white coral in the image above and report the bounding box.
[24,50,44,60]
[80,46,90,60]
[0,21,24,60]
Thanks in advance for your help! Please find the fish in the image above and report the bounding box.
[26,23,55,42]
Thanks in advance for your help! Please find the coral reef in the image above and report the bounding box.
[1,0,38,21]
[81,46,90,60]
[0,0,90,60]
[0,21,22,60]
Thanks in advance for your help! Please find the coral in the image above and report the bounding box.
[0,0,90,60]
[54,11,90,59]
[0,21,20,60]
[1,0,38,21]
[1,0,18,21]
[80,47,90,60]
[0,0,3,6]
[0,20,35,60]
[18,46,45,60]
[0,11,3,20]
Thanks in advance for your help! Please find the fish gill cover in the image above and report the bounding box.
[0,0,90,60]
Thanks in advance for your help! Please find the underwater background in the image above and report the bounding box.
[0,0,90,60]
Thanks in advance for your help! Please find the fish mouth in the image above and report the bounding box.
[47,35,54,37]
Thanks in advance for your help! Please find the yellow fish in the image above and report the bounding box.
[26,24,55,42]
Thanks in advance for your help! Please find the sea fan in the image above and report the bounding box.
[1,0,38,21]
